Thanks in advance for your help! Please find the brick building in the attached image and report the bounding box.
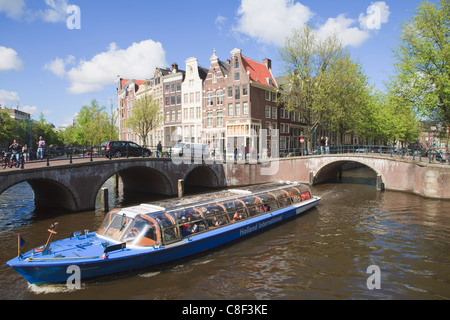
[116,48,305,156]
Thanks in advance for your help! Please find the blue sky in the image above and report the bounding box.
[0,0,434,128]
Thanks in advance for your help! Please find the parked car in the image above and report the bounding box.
[100,141,152,158]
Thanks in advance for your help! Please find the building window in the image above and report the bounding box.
[171,110,176,122]
[206,112,213,128]
[265,106,270,118]
[165,84,169,93]
[243,102,248,116]
[234,72,240,81]
[235,103,240,116]
[228,103,233,116]
[190,92,194,103]
[213,71,217,83]
[217,111,223,127]
[171,96,175,105]
[206,91,214,106]
[177,82,181,91]
[176,95,181,105]
[196,92,200,102]
[235,86,240,99]
[184,93,188,104]
[242,84,248,96]
[272,106,277,119]
[165,97,169,106]
[196,107,201,119]
[216,90,224,105]
[234,60,239,69]
[228,86,233,97]
[265,90,270,101]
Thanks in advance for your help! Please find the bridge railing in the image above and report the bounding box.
[279,145,449,165]
[3,144,449,169]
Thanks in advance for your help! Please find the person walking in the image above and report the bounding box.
[37,136,46,159]
[325,136,330,154]
[157,141,162,158]
[22,144,29,161]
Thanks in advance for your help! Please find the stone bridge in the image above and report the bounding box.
[0,154,449,212]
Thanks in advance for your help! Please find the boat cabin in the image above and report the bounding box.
[96,184,312,247]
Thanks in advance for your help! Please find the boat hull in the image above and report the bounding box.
[7,196,320,284]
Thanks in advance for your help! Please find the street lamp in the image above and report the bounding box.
[446,126,449,161]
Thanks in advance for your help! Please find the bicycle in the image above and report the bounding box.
[2,152,18,169]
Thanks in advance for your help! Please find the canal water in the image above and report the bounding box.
[0,168,449,300]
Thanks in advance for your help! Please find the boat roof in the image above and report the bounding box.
[115,181,308,218]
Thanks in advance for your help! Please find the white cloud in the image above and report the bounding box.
[39,0,71,23]
[63,40,166,94]
[0,89,20,106]
[215,15,227,30]
[233,0,390,48]
[234,0,313,46]
[44,55,75,77]
[318,14,370,48]
[0,0,25,19]
[0,46,23,71]
[21,105,39,115]
[0,0,73,23]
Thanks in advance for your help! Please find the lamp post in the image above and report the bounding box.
[446,126,449,162]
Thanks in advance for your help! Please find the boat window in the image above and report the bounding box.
[171,208,207,238]
[257,193,278,212]
[97,209,120,234]
[200,204,230,228]
[152,212,180,243]
[288,187,302,203]
[220,199,248,222]
[122,215,160,246]
[241,196,264,216]
[273,190,292,207]
[100,213,132,241]
[301,192,311,201]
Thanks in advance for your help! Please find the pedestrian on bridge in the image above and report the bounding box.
[37,136,46,159]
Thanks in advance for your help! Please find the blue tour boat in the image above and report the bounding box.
[6,182,320,284]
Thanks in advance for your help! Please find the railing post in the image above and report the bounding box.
[70,148,73,164]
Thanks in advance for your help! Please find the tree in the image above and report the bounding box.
[73,100,110,147]
[0,110,16,144]
[278,25,371,148]
[126,94,162,147]
[392,0,449,127]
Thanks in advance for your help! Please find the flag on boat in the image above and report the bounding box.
[17,234,26,257]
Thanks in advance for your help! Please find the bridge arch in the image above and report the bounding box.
[184,165,220,189]
[312,159,385,188]
[0,177,79,212]
[92,165,174,207]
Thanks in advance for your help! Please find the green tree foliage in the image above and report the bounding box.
[126,94,162,147]
[279,25,374,146]
[70,99,118,147]
[0,110,16,144]
[392,0,449,126]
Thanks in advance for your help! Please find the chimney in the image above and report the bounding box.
[171,63,178,72]
[263,58,271,70]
